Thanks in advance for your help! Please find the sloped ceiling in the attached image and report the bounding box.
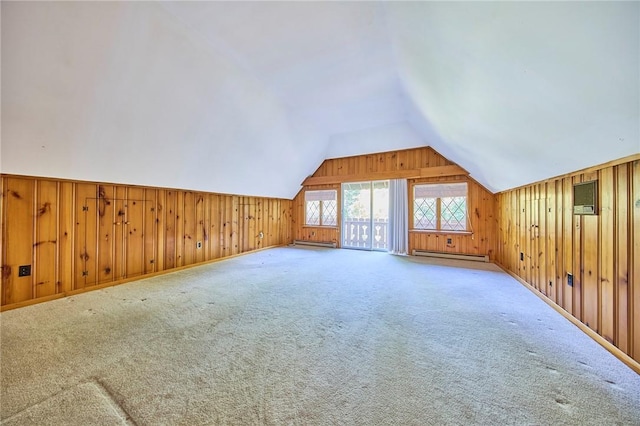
[2,1,638,198]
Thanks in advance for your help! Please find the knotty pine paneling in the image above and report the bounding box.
[2,178,35,304]
[0,175,293,310]
[292,147,497,259]
[75,183,97,289]
[97,185,115,285]
[496,157,640,363]
[35,180,58,298]
[632,160,640,361]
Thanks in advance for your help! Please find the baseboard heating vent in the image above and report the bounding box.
[412,250,489,263]
[292,240,337,248]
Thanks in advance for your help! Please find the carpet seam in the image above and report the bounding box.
[91,378,139,426]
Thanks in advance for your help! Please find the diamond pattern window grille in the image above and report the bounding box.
[441,197,467,231]
[414,198,437,229]
[413,183,467,231]
[322,200,337,226]
[306,200,320,226]
[304,190,337,226]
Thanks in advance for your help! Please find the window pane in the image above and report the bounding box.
[441,196,467,231]
[414,197,437,229]
[305,190,337,226]
[322,200,337,226]
[306,200,320,225]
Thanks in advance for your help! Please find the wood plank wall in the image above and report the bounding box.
[0,175,292,310]
[496,156,640,363]
[292,147,497,259]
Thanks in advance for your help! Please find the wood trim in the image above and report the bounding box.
[495,261,640,375]
[302,165,468,186]
[409,230,474,236]
[0,173,289,201]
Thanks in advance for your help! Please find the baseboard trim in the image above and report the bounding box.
[494,261,640,375]
[0,245,285,312]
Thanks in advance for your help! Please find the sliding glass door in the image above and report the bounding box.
[342,181,389,250]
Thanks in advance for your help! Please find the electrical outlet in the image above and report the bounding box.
[446,238,452,244]
[567,273,573,287]
[18,265,31,277]
[520,252,524,261]
[196,241,202,249]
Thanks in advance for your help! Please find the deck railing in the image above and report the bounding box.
[342,219,388,250]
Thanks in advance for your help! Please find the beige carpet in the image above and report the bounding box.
[1,246,639,425]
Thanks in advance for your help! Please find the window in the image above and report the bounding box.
[305,190,337,226]
[413,183,467,231]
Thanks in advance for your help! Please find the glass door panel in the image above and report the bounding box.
[342,181,389,250]
[342,182,371,249]
[372,181,389,250]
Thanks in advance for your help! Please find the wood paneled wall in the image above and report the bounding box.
[293,147,497,259]
[0,175,292,310]
[496,156,640,363]
[408,175,496,258]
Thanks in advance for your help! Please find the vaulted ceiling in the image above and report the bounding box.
[2,2,638,198]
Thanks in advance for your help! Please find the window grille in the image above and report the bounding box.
[413,183,467,231]
[305,190,337,226]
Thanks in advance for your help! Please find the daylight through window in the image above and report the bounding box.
[413,182,467,231]
[305,190,337,226]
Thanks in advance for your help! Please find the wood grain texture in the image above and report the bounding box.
[572,176,583,321]
[632,160,640,361]
[599,168,614,343]
[302,165,468,186]
[114,186,127,280]
[1,175,292,310]
[562,178,574,315]
[616,165,629,352]
[75,183,96,289]
[144,189,157,274]
[97,185,115,284]
[35,180,58,298]
[56,182,75,294]
[3,178,35,304]
[496,157,640,363]
[125,188,145,278]
[546,183,557,303]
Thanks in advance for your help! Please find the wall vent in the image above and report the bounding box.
[573,180,598,215]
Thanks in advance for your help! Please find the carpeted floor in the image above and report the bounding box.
[1,246,639,425]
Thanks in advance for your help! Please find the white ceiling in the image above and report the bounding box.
[2,1,638,198]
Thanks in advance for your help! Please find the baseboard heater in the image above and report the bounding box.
[412,250,489,263]
[292,240,337,248]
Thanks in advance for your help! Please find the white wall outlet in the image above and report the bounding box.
[197,241,202,249]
